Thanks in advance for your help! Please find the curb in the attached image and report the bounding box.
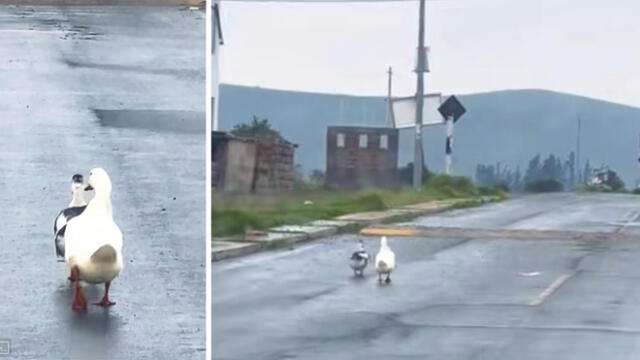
[270,225,338,239]
[212,241,263,261]
[212,195,503,261]
[358,225,640,242]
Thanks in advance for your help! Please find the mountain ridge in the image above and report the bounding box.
[218,84,640,186]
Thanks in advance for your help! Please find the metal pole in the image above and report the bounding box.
[413,0,426,189]
[445,116,453,175]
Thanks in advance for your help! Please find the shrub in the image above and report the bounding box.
[605,171,625,191]
[525,179,563,193]
[424,174,478,197]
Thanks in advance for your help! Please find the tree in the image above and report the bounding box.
[566,152,576,189]
[605,170,625,191]
[230,116,280,140]
[475,153,582,193]
[524,154,541,184]
[514,166,522,191]
[525,154,565,193]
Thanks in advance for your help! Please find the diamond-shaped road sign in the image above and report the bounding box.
[438,95,466,123]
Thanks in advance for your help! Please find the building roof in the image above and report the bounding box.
[328,125,398,134]
[212,131,298,148]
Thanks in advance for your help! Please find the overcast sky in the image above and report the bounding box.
[218,0,640,106]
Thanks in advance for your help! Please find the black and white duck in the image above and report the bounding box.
[54,174,87,261]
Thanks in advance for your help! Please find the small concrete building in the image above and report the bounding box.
[212,131,297,192]
[326,126,399,189]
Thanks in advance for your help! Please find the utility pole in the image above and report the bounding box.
[386,66,393,126]
[413,0,426,189]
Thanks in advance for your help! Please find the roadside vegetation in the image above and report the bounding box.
[580,169,633,194]
[476,152,591,192]
[474,152,638,195]
[213,174,506,237]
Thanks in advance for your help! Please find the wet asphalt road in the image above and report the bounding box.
[213,193,640,360]
[0,6,205,360]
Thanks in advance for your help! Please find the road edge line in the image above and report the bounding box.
[529,273,575,306]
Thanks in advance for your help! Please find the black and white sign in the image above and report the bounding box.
[438,95,466,123]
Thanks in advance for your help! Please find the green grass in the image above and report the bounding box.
[580,185,630,194]
[212,174,504,237]
[451,198,484,209]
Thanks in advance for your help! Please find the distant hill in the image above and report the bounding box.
[218,84,640,186]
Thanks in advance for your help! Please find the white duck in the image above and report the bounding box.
[65,168,123,312]
[54,174,87,261]
[375,236,395,283]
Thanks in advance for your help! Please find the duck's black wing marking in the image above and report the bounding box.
[54,205,87,258]
[351,251,368,261]
[55,232,65,259]
[63,206,86,220]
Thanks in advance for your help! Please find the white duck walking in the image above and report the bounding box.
[65,168,123,312]
[375,236,395,283]
[53,174,87,261]
[349,239,369,277]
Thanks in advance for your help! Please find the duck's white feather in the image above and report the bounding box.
[375,236,395,273]
[64,168,123,284]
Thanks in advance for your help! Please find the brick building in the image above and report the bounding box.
[212,131,297,192]
[326,126,399,189]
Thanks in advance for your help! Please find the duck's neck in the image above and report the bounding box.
[69,190,86,207]
[85,190,113,219]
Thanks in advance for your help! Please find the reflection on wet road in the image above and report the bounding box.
[0,6,205,359]
[214,194,640,360]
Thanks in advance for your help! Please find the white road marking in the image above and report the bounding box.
[518,271,541,277]
[610,211,640,232]
[529,273,574,306]
[609,222,640,227]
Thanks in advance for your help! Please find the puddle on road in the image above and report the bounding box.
[93,109,204,134]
